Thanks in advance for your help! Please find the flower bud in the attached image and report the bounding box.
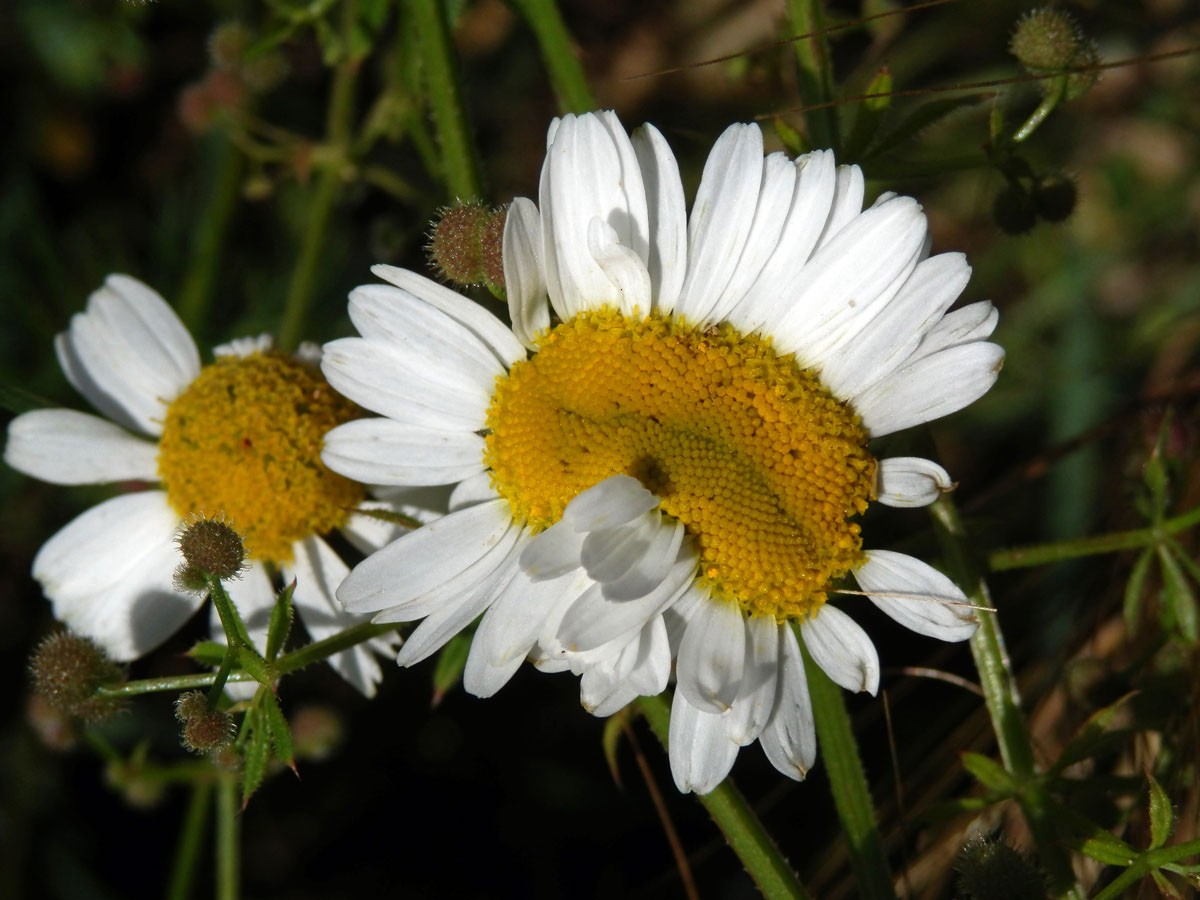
[175,690,236,754]
[177,516,246,581]
[956,836,1045,900]
[1031,173,1077,222]
[1010,8,1100,101]
[208,22,251,70]
[992,184,1037,235]
[427,202,508,294]
[29,631,124,721]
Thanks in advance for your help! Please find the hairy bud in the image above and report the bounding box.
[1031,173,1077,222]
[177,516,246,581]
[992,184,1037,235]
[427,202,509,295]
[1010,8,1099,101]
[175,691,236,754]
[29,631,124,721]
[956,836,1045,900]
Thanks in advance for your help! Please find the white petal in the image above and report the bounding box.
[706,152,797,324]
[478,565,589,666]
[562,473,659,531]
[448,472,499,511]
[630,123,687,312]
[855,341,1004,438]
[676,596,746,713]
[725,615,780,746]
[503,197,549,349]
[588,218,652,316]
[910,301,999,360]
[599,518,686,601]
[5,409,159,485]
[673,123,764,323]
[34,491,199,660]
[213,333,273,358]
[579,512,657,584]
[56,277,200,436]
[369,266,525,367]
[337,499,514,614]
[731,150,838,334]
[759,624,817,780]
[462,631,525,698]
[876,456,955,508]
[519,519,586,581]
[321,418,486,486]
[818,252,972,399]
[815,164,865,248]
[668,691,739,794]
[321,336,489,429]
[286,536,395,696]
[854,549,977,641]
[801,605,880,695]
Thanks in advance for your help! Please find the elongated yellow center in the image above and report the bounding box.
[157,353,364,562]
[485,310,875,621]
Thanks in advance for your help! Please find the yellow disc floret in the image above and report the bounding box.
[485,310,876,621]
[158,352,364,563]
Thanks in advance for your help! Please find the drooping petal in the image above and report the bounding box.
[759,623,817,781]
[587,218,652,316]
[5,409,159,485]
[800,605,880,695]
[477,566,592,667]
[676,595,746,713]
[854,549,978,641]
[725,614,780,746]
[876,457,955,508]
[562,473,659,531]
[668,690,739,795]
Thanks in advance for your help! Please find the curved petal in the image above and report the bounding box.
[503,197,549,349]
[800,605,880,695]
[630,123,687,312]
[909,301,998,360]
[34,491,199,660]
[676,596,746,713]
[668,690,739,794]
[759,623,817,780]
[725,614,780,746]
[477,566,591,667]
[854,549,977,641]
[876,456,955,508]
[814,164,865,249]
[321,418,486,486]
[5,409,159,485]
[562,473,659,531]
[588,218,652,316]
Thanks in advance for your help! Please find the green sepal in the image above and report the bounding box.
[260,688,297,775]
[1122,548,1155,636]
[431,631,471,707]
[187,641,228,667]
[961,751,1016,794]
[601,707,631,787]
[265,580,296,661]
[239,702,270,808]
[1048,691,1138,777]
[1157,544,1198,644]
[1147,772,1173,850]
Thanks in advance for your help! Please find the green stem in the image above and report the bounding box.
[785,0,839,151]
[636,693,811,900]
[176,135,243,337]
[801,644,896,900]
[1012,76,1065,144]
[930,495,1083,899]
[508,0,596,114]
[410,0,483,200]
[1089,839,1200,900]
[988,504,1200,572]
[276,0,359,351]
[167,781,212,900]
[215,774,240,900]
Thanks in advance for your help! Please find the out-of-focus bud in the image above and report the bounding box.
[290,705,345,761]
[1031,173,1078,222]
[29,632,124,722]
[956,836,1046,900]
[993,183,1038,234]
[1010,8,1100,101]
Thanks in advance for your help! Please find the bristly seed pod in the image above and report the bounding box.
[427,202,509,297]
[175,690,236,754]
[1010,7,1100,101]
[177,515,247,581]
[29,631,125,721]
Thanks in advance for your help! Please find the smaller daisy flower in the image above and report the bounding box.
[4,275,422,696]
[321,111,1001,790]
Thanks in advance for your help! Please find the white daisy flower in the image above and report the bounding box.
[321,111,1004,790]
[4,275,418,696]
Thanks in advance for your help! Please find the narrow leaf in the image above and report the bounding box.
[236,644,277,687]
[1151,869,1182,899]
[240,705,270,807]
[187,641,227,667]
[260,689,297,775]
[960,752,1016,794]
[865,94,986,160]
[431,631,471,707]
[601,708,631,788]
[1123,548,1155,635]
[1158,545,1198,644]
[1050,691,1139,776]
[772,116,809,156]
[265,580,296,661]
[1069,834,1137,867]
[1147,772,1173,850]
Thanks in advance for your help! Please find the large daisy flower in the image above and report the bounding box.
[321,111,1003,791]
[4,275,410,696]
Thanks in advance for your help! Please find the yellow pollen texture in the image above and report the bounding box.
[484,309,876,621]
[157,353,364,563]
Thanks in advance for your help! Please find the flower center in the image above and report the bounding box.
[484,309,876,621]
[157,353,364,563]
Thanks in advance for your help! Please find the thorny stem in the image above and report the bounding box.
[509,0,597,114]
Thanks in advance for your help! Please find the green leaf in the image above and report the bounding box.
[1157,544,1198,644]
[240,704,270,807]
[431,631,471,707]
[1049,691,1139,776]
[235,644,277,687]
[187,641,227,667]
[1143,413,1172,519]
[772,116,809,157]
[864,94,986,160]
[1123,547,1155,635]
[601,708,631,787]
[1151,869,1183,898]
[260,689,296,775]
[961,752,1016,794]
[1073,834,1137,867]
[265,580,296,661]
[843,67,892,161]
[1147,772,1173,850]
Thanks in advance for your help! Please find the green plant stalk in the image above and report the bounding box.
[97,622,401,699]
[785,0,839,151]
[508,0,596,113]
[176,136,243,336]
[277,0,359,351]
[801,645,896,900]
[167,781,213,900]
[215,773,240,900]
[930,495,1082,899]
[988,503,1200,571]
[1012,76,1065,144]
[636,693,812,900]
[410,0,483,200]
[1089,838,1200,900]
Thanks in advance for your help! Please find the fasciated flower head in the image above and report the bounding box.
[321,111,1003,792]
